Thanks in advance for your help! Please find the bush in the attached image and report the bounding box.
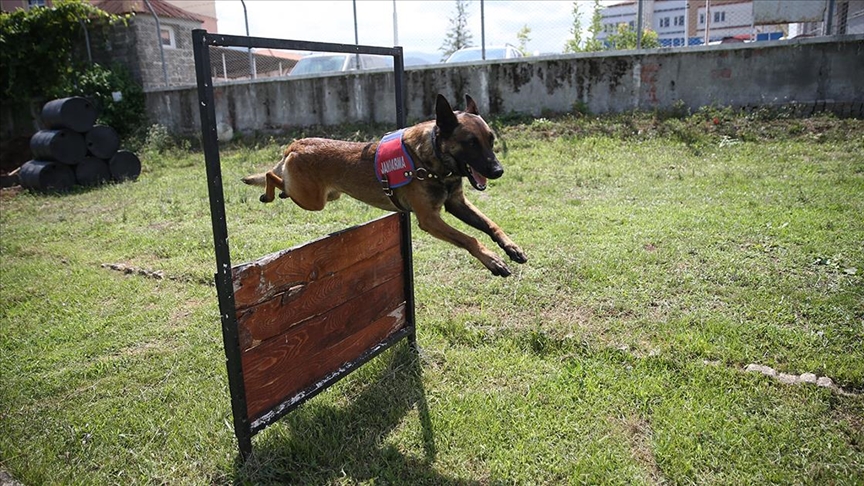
[0,0,121,102]
[60,63,147,142]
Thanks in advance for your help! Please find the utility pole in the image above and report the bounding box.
[481,0,486,60]
[393,0,399,46]
[353,0,360,68]
[240,0,255,79]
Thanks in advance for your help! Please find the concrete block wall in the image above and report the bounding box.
[131,18,199,90]
[146,35,863,139]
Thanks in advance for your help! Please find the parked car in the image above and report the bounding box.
[445,45,523,63]
[289,53,392,76]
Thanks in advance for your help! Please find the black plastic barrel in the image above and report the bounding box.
[18,160,76,193]
[108,150,141,181]
[85,125,120,159]
[41,97,98,133]
[30,129,87,165]
[75,157,111,187]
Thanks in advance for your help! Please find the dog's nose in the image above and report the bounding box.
[488,164,504,179]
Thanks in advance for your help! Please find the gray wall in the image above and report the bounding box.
[147,35,863,139]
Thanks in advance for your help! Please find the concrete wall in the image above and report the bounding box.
[146,35,863,138]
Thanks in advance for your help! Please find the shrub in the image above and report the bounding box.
[61,63,146,142]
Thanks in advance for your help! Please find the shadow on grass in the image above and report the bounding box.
[234,342,476,484]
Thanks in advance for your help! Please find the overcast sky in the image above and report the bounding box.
[215,1,602,59]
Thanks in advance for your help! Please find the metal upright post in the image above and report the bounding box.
[191,29,252,460]
[826,0,836,35]
[392,47,416,351]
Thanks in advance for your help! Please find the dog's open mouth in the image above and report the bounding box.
[466,165,487,191]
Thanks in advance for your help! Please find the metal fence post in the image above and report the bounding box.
[143,0,169,87]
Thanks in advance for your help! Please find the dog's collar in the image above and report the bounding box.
[426,128,454,180]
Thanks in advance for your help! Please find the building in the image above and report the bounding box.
[598,0,790,47]
[790,0,864,37]
[1,0,298,89]
[1,0,217,31]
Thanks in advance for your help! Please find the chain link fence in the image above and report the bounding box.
[208,0,860,81]
[69,0,862,89]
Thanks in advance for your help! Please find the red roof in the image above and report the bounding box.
[92,0,202,23]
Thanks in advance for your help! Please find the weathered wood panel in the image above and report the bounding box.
[242,279,406,420]
[236,244,403,351]
[231,214,409,422]
[232,214,400,310]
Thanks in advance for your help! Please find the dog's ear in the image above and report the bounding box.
[465,95,479,115]
[436,94,459,135]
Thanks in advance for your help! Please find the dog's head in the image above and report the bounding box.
[435,94,502,191]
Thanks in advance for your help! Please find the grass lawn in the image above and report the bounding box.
[1,111,862,484]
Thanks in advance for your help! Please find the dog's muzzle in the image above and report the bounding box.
[465,159,502,191]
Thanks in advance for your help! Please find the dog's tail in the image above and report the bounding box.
[241,173,267,187]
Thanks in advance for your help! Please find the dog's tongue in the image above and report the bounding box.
[468,167,488,191]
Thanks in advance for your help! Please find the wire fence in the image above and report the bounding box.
[70,0,862,89]
[210,0,860,84]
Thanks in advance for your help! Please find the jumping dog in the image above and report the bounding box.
[242,94,527,277]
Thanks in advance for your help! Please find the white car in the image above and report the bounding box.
[289,53,392,76]
[445,45,523,63]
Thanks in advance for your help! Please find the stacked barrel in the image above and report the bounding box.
[19,97,141,192]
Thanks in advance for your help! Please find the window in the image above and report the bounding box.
[713,11,726,23]
[699,13,705,24]
[674,15,684,27]
[160,26,176,49]
[660,17,670,28]
[27,0,46,8]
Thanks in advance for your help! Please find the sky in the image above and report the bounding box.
[214,1,601,60]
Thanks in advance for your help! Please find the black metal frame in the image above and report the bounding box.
[192,30,415,460]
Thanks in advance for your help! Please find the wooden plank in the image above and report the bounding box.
[243,303,406,421]
[242,284,406,420]
[232,214,400,310]
[236,244,403,351]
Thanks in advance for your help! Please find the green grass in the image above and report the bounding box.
[1,112,863,484]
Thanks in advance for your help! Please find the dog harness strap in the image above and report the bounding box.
[430,127,444,162]
[375,129,415,212]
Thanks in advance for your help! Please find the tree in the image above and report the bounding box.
[440,0,474,61]
[606,23,660,50]
[563,1,583,53]
[516,24,531,56]
[0,0,122,102]
[583,0,605,52]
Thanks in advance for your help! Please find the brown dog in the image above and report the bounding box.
[242,94,527,277]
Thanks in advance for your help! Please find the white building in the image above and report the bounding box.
[598,0,787,47]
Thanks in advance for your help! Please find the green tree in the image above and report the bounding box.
[606,23,660,50]
[583,0,605,52]
[516,24,531,56]
[0,0,122,102]
[564,1,583,53]
[440,0,474,61]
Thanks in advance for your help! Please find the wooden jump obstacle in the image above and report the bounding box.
[192,30,416,459]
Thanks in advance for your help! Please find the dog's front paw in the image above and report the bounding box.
[503,244,528,264]
[259,194,274,203]
[485,256,512,277]
[279,192,288,199]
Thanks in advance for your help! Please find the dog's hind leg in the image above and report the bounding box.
[260,170,284,203]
